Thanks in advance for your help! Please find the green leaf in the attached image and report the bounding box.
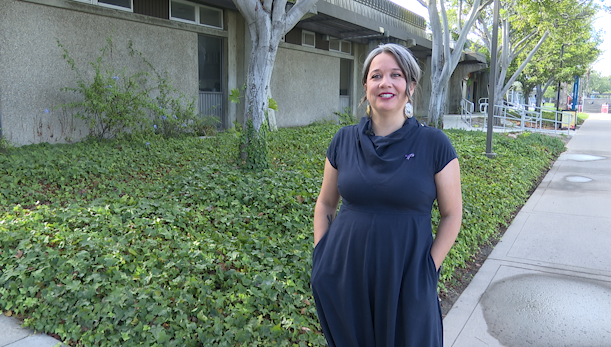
[268,97,278,111]
[229,88,241,104]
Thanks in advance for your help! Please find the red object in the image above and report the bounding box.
[602,104,609,113]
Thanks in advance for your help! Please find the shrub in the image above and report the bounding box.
[0,129,10,153]
[334,107,356,125]
[59,37,200,140]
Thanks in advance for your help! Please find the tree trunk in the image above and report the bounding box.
[429,84,447,128]
[523,85,534,110]
[238,31,278,169]
[232,0,318,170]
[425,0,489,128]
[535,84,542,108]
[243,42,276,134]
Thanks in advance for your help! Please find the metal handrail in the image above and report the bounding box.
[460,98,475,126]
[483,103,575,135]
[479,98,488,113]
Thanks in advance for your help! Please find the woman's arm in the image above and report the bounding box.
[314,158,341,246]
[430,158,462,270]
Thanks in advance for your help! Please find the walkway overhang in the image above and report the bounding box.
[301,0,432,59]
[205,0,433,59]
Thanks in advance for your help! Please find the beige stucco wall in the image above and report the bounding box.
[0,0,199,145]
[271,44,345,127]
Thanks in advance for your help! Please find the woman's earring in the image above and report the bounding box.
[366,103,371,117]
[404,102,413,119]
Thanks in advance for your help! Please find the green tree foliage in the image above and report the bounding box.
[474,0,600,108]
[514,0,601,105]
[585,70,611,95]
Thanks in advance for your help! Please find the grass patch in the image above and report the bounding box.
[0,126,564,346]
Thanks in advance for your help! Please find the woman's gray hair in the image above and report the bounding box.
[360,43,421,105]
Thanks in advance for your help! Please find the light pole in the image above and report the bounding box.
[485,0,499,159]
[555,44,565,112]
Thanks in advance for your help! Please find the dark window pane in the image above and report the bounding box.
[340,59,351,96]
[200,7,222,28]
[99,0,131,8]
[171,1,196,21]
[329,39,340,51]
[341,41,351,54]
[303,32,315,46]
[198,35,222,92]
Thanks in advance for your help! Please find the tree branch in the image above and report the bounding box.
[285,0,318,32]
[500,31,550,96]
[476,15,491,51]
[429,0,442,78]
[450,0,483,68]
[541,77,554,95]
[476,0,493,13]
[440,0,452,71]
[233,0,258,25]
[263,0,273,15]
[511,30,537,59]
[271,0,287,21]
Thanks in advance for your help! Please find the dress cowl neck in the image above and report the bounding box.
[357,116,418,148]
[355,116,420,180]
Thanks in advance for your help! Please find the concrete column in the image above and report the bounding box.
[226,11,238,128]
[353,44,365,118]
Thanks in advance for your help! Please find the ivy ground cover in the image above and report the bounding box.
[0,125,564,346]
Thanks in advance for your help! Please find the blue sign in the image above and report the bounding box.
[572,76,579,111]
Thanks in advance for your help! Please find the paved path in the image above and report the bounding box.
[0,314,63,347]
[443,113,611,346]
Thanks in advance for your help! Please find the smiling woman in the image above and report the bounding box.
[311,43,462,347]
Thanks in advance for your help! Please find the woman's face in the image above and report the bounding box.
[364,52,412,117]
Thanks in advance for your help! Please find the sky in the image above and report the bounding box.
[389,0,611,77]
[592,12,611,76]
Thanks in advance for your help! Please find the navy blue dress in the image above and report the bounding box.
[311,116,457,347]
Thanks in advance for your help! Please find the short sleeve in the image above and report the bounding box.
[326,127,346,169]
[433,130,458,174]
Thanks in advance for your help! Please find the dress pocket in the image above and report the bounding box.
[427,252,441,281]
[312,230,330,261]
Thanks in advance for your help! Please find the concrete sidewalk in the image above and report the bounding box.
[0,314,63,347]
[443,113,611,346]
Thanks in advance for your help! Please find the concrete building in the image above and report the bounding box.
[0,0,488,145]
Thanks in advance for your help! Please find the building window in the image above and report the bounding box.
[170,0,223,29]
[302,30,315,47]
[198,35,223,92]
[72,0,133,11]
[329,38,351,54]
[340,40,352,54]
[171,1,196,22]
[199,5,223,28]
[329,38,340,51]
